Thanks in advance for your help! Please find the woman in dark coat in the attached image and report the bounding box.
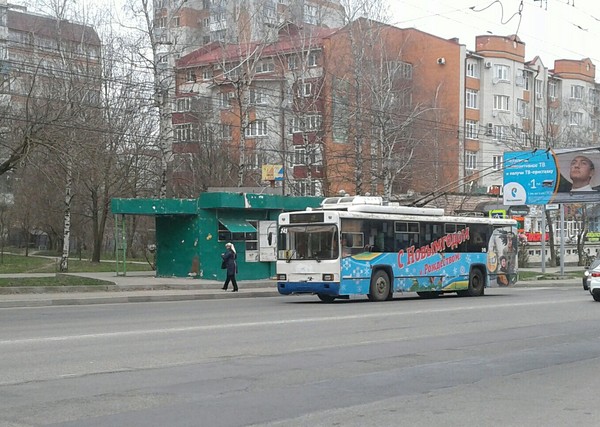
[221,242,238,292]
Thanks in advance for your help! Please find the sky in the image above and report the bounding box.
[15,0,600,79]
[386,0,600,75]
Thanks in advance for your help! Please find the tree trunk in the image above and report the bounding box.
[59,158,73,272]
[545,209,557,267]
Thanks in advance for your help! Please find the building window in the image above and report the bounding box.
[288,115,322,133]
[293,146,306,165]
[535,79,543,97]
[245,120,268,137]
[571,85,584,100]
[250,88,267,105]
[305,115,322,131]
[494,125,509,142]
[288,55,298,70]
[172,16,180,26]
[465,151,477,170]
[175,123,193,141]
[300,82,312,97]
[493,155,503,170]
[307,52,318,67]
[494,95,510,111]
[256,61,275,73]
[219,92,232,108]
[304,4,317,24]
[212,29,226,42]
[535,106,543,122]
[202,68,212,80]
[494,64,510,81]
[466,120,479,139]
[466,89,478,109]
[517,99,528,116]
[288,117,300,134]
[176,98,191,112]
[400,62,412,79]
[221,124,232,139]
[549,81,557,100]
[466,61,479,78]
[570,111,583,126]
[185,70,196,82]
[589,88,598,106]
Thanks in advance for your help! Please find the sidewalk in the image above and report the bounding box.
[0,272,280,308]
[0,268,583,308]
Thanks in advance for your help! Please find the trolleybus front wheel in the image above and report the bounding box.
[368,270,391,302]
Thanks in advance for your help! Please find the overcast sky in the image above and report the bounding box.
[15,0,600,79]
[387,0,600,72]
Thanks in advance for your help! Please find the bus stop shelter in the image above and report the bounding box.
[111,192,322,280]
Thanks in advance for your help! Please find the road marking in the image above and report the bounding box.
[0,297,587,346]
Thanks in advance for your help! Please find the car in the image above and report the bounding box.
[584,258,600,291]
[586,259,600,301]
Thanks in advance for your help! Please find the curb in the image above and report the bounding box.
[0,289,282,308]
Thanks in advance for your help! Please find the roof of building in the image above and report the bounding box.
[7,10,101,46]
[176,24,337,68]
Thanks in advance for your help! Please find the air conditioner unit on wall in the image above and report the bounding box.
[484,61,492,68]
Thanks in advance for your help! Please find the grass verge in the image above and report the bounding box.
[518,270,581,281]
[0,275,115,287]
[0,253,152,274]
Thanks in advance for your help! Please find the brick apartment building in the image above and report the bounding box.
[166,3,599,199]
[172,19,467,197]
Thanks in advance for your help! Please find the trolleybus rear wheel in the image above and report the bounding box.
[466,269,484,296]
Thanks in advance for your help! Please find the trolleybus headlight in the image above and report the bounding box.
[322,274,334,281]
[277,274,287,280]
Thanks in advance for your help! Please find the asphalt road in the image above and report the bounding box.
[1,287,599,426]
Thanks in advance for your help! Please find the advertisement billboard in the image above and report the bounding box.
[503,148,600,205]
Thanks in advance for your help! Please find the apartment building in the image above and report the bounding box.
[324,21,465,197]
[550,58,599,147]
[464,34,599,194]
[172,19,466,197]
[0,1,102,198]
[172,23,334,196]
[154,0,345,55]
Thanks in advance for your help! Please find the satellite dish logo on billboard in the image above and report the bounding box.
[503,183,526,205]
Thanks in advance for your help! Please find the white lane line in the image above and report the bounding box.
[0,297,587,346]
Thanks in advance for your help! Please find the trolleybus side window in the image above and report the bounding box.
[394,221,419,250]
[466,223,489,252]
[422,222,444,247]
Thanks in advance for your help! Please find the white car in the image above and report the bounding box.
[586,259,600,301]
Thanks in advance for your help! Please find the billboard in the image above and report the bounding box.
[503,148,600,205]
[261,164,284,181]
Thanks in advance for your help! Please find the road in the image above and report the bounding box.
[1,287,599,426]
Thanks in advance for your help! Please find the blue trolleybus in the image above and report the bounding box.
[276,197,518,302]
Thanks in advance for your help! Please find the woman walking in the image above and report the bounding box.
[221,242,238,292]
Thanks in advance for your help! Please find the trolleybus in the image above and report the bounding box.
[276,197,518,302]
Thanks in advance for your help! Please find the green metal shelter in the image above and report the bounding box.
[111,192,322,280]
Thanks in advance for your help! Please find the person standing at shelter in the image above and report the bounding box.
[221,242,238,292]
